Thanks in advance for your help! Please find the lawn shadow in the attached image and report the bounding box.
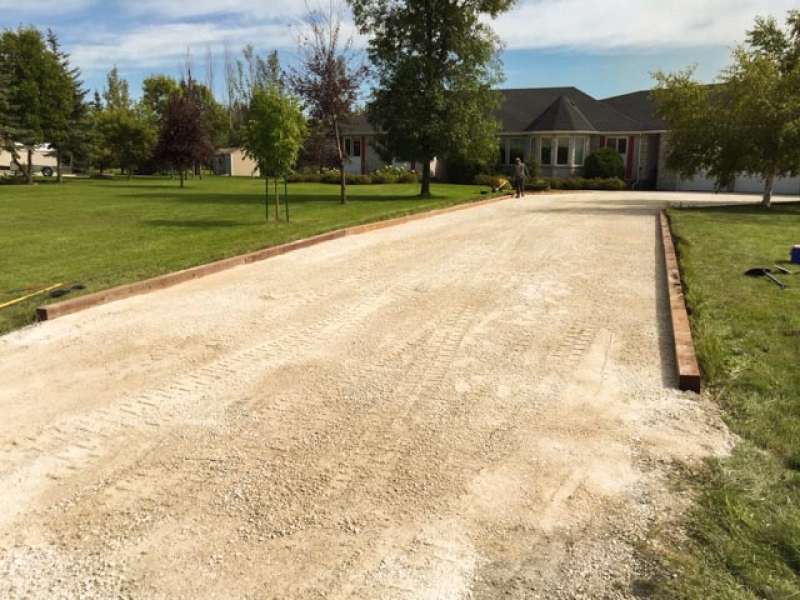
[143,219,252,228]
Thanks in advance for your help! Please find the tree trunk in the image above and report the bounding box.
[420,160,432,197]
[26,149,33,185]
[339,164,347,205]
[333,119,347,204]
[762,173,774,208]
[179,169,185,188]
[274,177,281,220]
[56,149,63,184]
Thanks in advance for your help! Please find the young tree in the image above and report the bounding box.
[653,9,800,207]
[242,85,307,219]
[154,76,215,187]
[348,0,514,197]
[288,2,368,204]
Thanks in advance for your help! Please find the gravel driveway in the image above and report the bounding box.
[0,191,736,599]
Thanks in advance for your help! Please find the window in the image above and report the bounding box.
[509,138,526,164]
[606,136,627,155]
[573,137,586,166]
[540,138,552,165]
[556,138,569,166]
[343,137,361,157]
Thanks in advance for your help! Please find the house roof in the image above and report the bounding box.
[601,90,666,131]
[339,114,374,135]
[341,87,665,137]
[497,87,643,133]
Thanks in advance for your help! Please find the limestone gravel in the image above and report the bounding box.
[0,191,736,599]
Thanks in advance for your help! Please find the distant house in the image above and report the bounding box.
[341,89,800,194]
[211,148,259,177]
[339,115,439,178]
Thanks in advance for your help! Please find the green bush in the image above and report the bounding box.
[446,158,492,184]
[525,179,550,191]
[583,147,625,179]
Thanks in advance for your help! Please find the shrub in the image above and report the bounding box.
[474,173,495,187]
[397,170,419,184]
[583,147,625,179]
[446,158,492,184]
[525,179,550,191]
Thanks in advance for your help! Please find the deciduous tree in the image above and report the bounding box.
[242,85,307,219]
[348,0,515,197]
[288,2,368,204]
[653,9,800,207]
[154,76,214,187]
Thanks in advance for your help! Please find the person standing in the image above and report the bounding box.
[513,158,529,198]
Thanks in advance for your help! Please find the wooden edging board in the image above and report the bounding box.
[36,193,514,321]
[660,210,702,393]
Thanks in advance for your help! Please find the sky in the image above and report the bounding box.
[0,0,795,102]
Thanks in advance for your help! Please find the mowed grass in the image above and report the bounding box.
[655,202,800,599]
[0,176,493,335]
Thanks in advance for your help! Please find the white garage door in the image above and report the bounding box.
[734,175,800,196]
[677,174,717,192]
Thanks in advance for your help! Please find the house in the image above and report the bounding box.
[496,87,659,188]
[211,148,259,177]
[339,89,800,195]
[339,115,439,178]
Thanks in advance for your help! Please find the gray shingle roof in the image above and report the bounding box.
[498,87,643,133]
[601,90,666,131]
[342,88,664,136]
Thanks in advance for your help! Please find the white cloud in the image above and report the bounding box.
[493,0,799,50]
[0,0,96,15]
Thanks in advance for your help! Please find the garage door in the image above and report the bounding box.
[677,174,717,192]
[735,175,800,196]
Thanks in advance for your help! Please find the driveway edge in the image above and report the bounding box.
[660,211,701,393]
[36,194,514,321]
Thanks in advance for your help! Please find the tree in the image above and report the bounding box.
[102,64,132,112]
[45,30,90,182]
[348,0,515,197]
[0,26,73,184]
[653,9,800,207]
[140,74,180,125]
[288,2,368,204]
[96,67,156,177]
[242,85,307,219]
[154,77,215,187]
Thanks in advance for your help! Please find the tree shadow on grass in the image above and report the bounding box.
[134,192,434,206]
[143,219,252,228]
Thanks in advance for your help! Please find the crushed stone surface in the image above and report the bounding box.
[0,191,736,599]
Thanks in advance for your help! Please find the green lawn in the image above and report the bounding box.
[655,202,800,599]
[0,176,494,335]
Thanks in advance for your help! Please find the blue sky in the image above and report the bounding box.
[0,0,794,101]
